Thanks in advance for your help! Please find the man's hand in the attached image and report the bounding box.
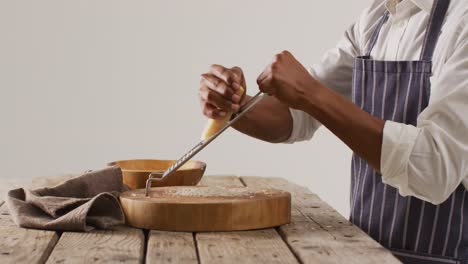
[257,50,322,110]
[257,51,385,170]
[199,65,246,119]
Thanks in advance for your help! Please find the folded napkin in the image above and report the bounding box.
[6,167,128,231]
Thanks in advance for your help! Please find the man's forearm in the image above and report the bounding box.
[302,84,385,171]
[252,50,384,170]
[232,95,293,143]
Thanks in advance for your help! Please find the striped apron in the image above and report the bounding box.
[350,0,468,263]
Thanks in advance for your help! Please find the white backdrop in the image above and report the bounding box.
[0,0,371,217]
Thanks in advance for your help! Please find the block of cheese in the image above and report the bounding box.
[201,86,245,140]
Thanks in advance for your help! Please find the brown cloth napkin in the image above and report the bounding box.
[6,167,128,231]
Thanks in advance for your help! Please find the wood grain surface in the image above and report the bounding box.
[0,203,58,264]
[46,226,144,264]
[197,229,299,264]
[0,175,401,264]
[241,176,401,264]
[146,231,198,264]
[195,176,299,264]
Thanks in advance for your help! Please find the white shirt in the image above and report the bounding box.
[285,0,468,204]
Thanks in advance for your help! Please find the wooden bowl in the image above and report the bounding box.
[108,159,206,189]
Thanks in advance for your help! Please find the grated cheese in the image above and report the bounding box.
[163,186,276,197]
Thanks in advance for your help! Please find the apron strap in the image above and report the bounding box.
[365,0,450,60]
[365,11,390,57]
[419,0,450,61]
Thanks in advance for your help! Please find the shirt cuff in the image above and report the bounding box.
[380,120,420,194]
[282,108,321,144]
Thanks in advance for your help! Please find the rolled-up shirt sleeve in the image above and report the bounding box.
[381,23,468,204]
[283,17,360,143]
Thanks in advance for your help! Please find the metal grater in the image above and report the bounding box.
[145,91,264,196]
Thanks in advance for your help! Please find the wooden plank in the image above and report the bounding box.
[195,175,298,264]
[198,175,243,186]
[242,176,401,264]
[146,231,198,264]
[46,227,144,264]
[197,228,298,264]
[0,203,59,264]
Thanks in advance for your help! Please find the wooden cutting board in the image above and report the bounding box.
[119,185,291,231]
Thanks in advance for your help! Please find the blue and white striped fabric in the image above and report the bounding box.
[350,0,468,263]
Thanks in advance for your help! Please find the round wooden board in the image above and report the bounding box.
[119,186,291,231]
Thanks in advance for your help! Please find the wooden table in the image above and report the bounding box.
[0,175,401,263]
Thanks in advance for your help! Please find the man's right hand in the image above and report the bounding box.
[199,65,246,119]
